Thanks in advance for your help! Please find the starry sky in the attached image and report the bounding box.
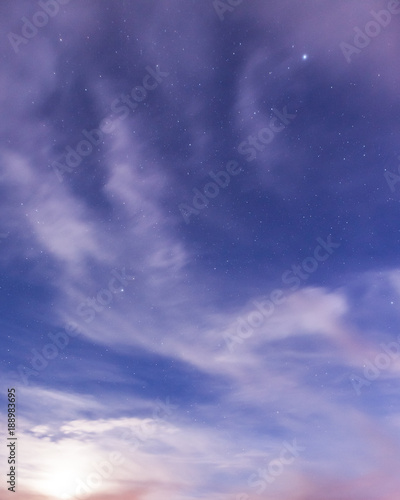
[1,0,400,499]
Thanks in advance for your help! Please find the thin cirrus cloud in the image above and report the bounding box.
[3,279,400,499]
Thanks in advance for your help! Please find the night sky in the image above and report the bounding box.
[1,0,400,499]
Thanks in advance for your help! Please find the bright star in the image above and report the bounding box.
[302,54,308,60]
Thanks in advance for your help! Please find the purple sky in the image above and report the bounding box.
[1,0,400,499]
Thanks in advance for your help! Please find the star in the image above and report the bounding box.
[302,54,308,60]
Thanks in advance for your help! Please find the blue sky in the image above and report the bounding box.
[1,0,400,499]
